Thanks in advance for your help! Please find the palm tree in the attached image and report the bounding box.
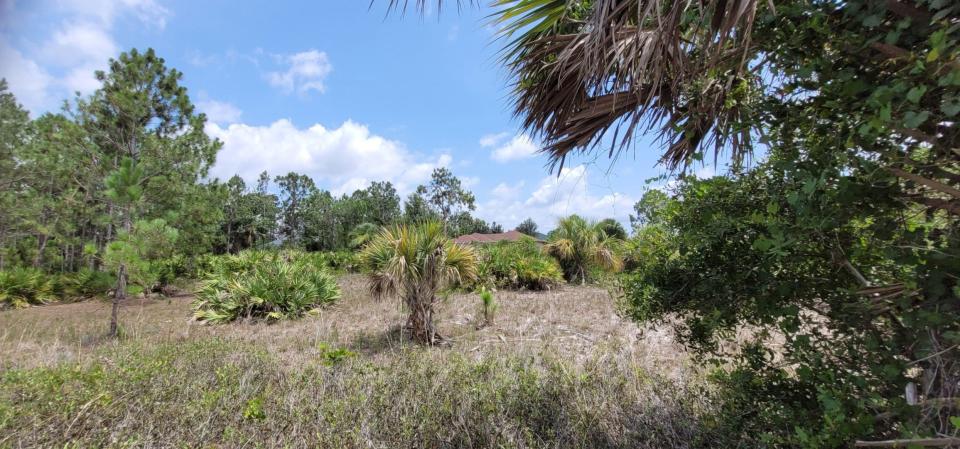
[348,222,380,249]
[546,215,623,284]
[359,221,478,345]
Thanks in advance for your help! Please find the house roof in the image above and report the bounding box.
[452,230,544,245]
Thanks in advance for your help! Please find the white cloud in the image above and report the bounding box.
[37,21,119,94]
[56,0,170,29]
[265,50,332,95]
[482,132,540,163]
[476,165,634,231]
[0,42,54,112]
[205,119,450,196]
[492,134,539,162]
[0,0,169,114]
[41,21,118,67]
[492,181,524,199]
[197,99,242,125]
[479,132,509,148]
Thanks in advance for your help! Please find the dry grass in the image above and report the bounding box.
[0,275,691,376]
[0,275,713,448]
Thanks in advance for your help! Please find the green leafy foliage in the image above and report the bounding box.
[623,143,958,444]
[104,219,179,293]
[60,269,115,299]
[473,238,563,291]
[193,251,340,324]
[316,342,357,366]
[0,268,55,309]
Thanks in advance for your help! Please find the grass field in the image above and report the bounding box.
[0,276,718,448]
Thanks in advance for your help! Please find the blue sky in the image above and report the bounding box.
[0,0,714,229]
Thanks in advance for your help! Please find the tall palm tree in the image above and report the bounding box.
[546,215,623,284]
[359,221,478,345]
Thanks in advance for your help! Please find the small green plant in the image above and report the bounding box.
[242,397,266,421]
[478,288,497,327]
[317,342,357,366]
[0,268,56,309]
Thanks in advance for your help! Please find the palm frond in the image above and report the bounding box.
[495,0,764,172]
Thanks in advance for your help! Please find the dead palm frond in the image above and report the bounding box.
[493,0,764,172]
[381,0,765,172]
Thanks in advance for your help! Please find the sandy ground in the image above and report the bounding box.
[0,275,693,378]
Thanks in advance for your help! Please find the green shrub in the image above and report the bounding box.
[0,268,56,309]
[152,254,189,289]
[60,269,115,299]
[193,251,340,323]
[315,250,360,273]
[474,238,563,290]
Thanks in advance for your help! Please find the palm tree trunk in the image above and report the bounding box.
[409,294,439,345]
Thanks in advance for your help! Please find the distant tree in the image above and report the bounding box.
[275,173,317,247]
[303,190,338,251]
[224,176,247,253]
[515,218,538,236]
[597,218,627,240]
[448,212,502,236]
[0,80,31,269]
[79,48,219,231]
[630,190,670,231]
[417,168,476,230]
[217,175,278,253]
[168,182,225,257]
[252,171,279,248]
[360,221,477,345]
[366,181,401,226]
[403,189,437,224]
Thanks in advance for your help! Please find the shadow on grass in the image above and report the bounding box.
[348,324,411,355]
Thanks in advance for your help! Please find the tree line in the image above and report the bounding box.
[0,49,509,275]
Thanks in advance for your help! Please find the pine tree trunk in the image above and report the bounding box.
[109,263,126,337]
[109,203,133,337]
[33,233,48,268]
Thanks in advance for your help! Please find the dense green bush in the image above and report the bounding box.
[303,250,360,273]
[474,238,563,290]
[623,155,959,445]
[152,254,189,290]
[193,251,340,323]
[59,269,115,299]
[0,268,56,309]
[191,250,359,281]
